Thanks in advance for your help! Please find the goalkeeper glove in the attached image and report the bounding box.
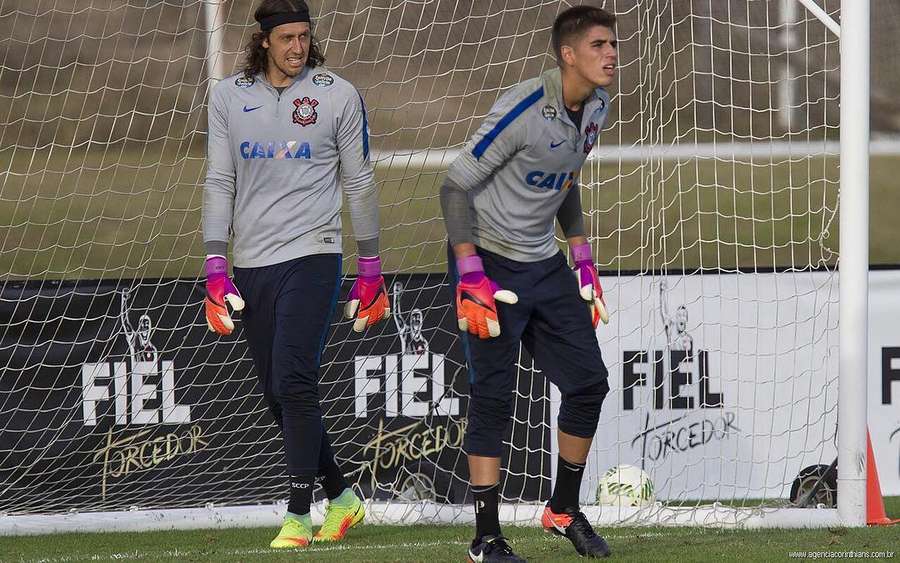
[344,256,390,332]
[204,255,245,335]
[572,242,609,328]
[455,254,518,339]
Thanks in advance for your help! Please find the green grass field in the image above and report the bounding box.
[3,142,900,279]
[2,498,898,562]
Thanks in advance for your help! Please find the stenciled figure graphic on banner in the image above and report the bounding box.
[659,278,693,357]
[392,281,428,355]
[121,288,157,364]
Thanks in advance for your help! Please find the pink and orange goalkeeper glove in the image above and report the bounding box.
[572,242,609,328]
[205,255,245,335]
[455,254,518,339]
[344,256,390,332]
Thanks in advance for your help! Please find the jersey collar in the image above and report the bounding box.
[257,66,310,95]
[541,67,605,131]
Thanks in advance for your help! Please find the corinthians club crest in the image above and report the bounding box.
[292,96,319,126]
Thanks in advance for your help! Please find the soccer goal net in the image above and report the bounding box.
[0,0,875,533]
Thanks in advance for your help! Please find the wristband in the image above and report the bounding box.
[206,256,227,277]
[572,242,592,264]
[358,256,382,278]
[456,254,485,277]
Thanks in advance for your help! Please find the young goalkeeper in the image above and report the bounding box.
[440,6,618,561]
[201,0,389,549]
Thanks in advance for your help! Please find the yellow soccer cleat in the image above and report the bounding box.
[313,491,365,542]
[270,515,312,549]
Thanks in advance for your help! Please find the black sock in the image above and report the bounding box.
[319,456,349,500]
[287,474,315,516]
[317,431,350,500]
[550,455,585,513]
[473,483,501,540]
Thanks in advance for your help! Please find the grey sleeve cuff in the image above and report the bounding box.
[344,179,381,245]
[356,237,379,257]
[440,177,474,246]
[556,184,586,238]
[205,240,228,257]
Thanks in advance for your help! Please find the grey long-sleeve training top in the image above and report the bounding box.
[444,67,611,262]
[202,66,379,268]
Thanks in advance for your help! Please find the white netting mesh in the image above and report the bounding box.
[0,0,883,527]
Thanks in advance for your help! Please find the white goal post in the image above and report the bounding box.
[0,0,874,534]
[835,0,869,528]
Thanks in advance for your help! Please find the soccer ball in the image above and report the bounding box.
[595,464,655,507]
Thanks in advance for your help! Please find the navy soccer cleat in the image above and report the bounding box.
[467,534,527,562]
[541,505,611,558]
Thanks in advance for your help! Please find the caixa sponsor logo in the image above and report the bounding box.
[239,140,312,159]
[524,170,576,191]
[81,289,191,426]
[353,281,459,418]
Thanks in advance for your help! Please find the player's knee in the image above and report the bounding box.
[581,362,610,404]
[565,363,610,407]
[272,382,320,415]
[464,394,513,457]
[558,377,609,437]
[591,374,611,406]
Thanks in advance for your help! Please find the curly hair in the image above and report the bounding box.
[241,0,326,79]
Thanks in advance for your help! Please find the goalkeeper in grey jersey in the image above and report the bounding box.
[201,0,385,549]
[441,6,618,562]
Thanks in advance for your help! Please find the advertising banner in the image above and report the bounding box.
[0,280,277,513]
[0,274,550,514]
[2,268,895,514]
[564,269,900,502]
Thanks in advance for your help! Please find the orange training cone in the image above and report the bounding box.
[866,430,899,526]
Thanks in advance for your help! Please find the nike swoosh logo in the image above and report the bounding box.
[460,290,488,308]
[552,519,569,534]
[243,105,262,112]
[550,140,565,149]
[361,287,385,309]
[468,549,484,562]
